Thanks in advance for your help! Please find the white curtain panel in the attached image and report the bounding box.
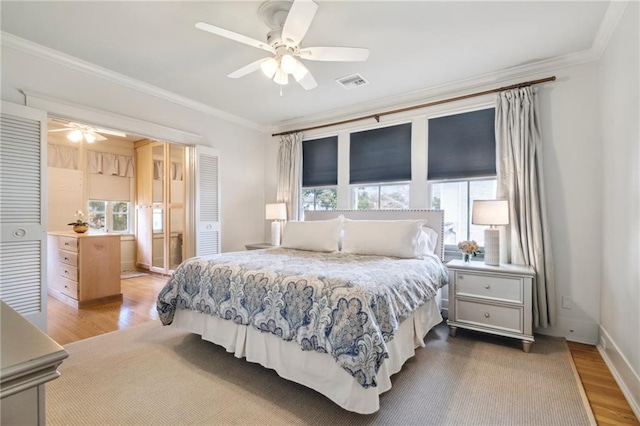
[276,133,302,222]
[495,86,556,328]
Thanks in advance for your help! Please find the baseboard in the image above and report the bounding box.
[597,326,640,420]
[535,316,599,344]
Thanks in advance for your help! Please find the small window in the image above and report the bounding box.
[87,200,130,233]
[352,183,410,210]
[302,188,337,212]
[430,179,497,247]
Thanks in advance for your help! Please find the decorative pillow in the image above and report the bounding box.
[417,226,439,257]
[341,219,426,258]
[281,216,344,252]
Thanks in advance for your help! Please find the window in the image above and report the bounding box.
[431,179,497,247]
[302,188,337,212]
[350,123,412,209]
[428,108,496,250]
[302,136,338,215]
[352,183,410,210]
[88,200,130,233]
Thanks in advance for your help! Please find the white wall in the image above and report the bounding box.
[1,45,267,253]
[598,1,640,414]
[264,63,603,344]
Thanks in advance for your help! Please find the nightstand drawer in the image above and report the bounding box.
[455,272,522,303]
[455,300,522,334]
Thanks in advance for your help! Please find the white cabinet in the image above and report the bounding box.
[1,302,68,425]
[447,260,535,352]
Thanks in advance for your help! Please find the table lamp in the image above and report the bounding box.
[472,200,509,266]
[265,203,287,246]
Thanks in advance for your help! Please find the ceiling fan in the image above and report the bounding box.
[48,120,126,143]
[196,0,369,90]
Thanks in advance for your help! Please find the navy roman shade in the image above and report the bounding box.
[427,108,496,180]
[302,136,338,187]
[349,123,412,184]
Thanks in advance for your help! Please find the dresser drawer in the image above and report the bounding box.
[455,300,522,334]
[59,236,78,253]
[59,276,78,299]
[59,250,78,267]
[59,264,78,282]
[455,271,522,303]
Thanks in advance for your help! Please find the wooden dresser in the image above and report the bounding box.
[47,232,122,308]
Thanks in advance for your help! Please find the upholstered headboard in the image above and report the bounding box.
[304,209,445,261]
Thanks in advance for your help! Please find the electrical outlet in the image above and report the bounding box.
[561,296,573,310]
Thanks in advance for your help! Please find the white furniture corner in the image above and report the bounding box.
[446,260,535,352]
[1,301,68,425]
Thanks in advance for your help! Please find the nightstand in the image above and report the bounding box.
[446,259,535,352]
[245,243,276,250]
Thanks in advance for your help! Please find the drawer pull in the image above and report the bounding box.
[64,257,69,261]
[485,284,491,289]
[64,285,68,289]
[484,312,490,318]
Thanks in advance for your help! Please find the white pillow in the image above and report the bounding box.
[281,216,344,252]
[417,226,439,257]
[341,219,425,258]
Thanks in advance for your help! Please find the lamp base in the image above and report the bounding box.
[270,221,281,247]
[484,228,500,266]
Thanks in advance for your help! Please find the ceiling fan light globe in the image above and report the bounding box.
[273,68,289,85]
[67,130,83,142]
[260,57,278,78]
[292,59,309,81]
[280,54,297,74]
[84,132,96,144]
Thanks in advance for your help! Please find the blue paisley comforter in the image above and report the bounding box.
[157,248,448,388]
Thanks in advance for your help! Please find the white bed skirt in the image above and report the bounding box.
[172,294,443,414]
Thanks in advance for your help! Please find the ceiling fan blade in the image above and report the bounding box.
[196,22,274,53]
[292,60,317,90]
[281,0,318,45]
[89,131,108,142]
[227,58,271,79]
[299,46,369,62]
[48,128,69,133]
[95,128,127,138]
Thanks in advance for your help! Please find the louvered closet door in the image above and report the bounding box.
[195,146,220,256]
[0,102,47,330]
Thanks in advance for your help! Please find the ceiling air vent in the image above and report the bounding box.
[336,73,369,90]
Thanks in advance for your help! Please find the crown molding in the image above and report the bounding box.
[591,1,629,59]
[1,31,267,133]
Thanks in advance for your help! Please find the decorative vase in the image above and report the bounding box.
[462,253,472,263]
[72,224,88,234]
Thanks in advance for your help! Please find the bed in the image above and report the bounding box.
[157,210,449,414]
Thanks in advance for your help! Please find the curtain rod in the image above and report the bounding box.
[272,76,556,137]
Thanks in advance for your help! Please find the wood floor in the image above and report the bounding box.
[47,275,638,425]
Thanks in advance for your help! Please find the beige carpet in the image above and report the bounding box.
[47,320,595,425]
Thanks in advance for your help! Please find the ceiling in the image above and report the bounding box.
[2,1,610,129]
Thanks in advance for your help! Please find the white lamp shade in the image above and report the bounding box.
[265,203,287,220]
[472,200,509,226]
